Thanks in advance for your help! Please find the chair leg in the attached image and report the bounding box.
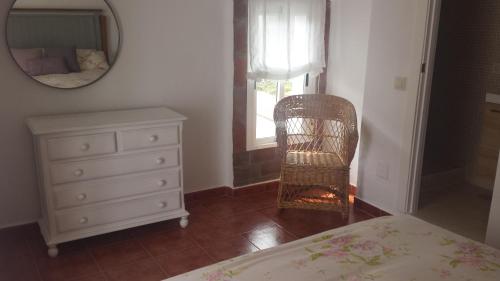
[276,172,285,208]
[339,184,349,220]
[277,183,283,208]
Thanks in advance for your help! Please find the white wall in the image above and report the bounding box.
[356,0,429,213]
[327,0,373,187]
[0,0,234,228]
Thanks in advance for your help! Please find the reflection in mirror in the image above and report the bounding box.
[6,0,120,89]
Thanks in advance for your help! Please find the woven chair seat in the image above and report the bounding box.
[285,151,344,169]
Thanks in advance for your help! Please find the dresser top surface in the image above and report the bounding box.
[27,107,187,135]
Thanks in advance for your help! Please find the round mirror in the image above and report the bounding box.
[6,0,120,89]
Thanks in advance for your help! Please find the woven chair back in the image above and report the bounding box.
[274,94,358,166]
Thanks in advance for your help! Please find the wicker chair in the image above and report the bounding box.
[273,94,359,218]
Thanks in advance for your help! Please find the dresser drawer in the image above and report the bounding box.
[50,149,179,184]
[53,169,181,209]
[121,125,179,151]
[55,191,182,233]
[47,133,117,160]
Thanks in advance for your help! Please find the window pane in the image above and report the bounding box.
[254,75,306,142]
[283,75,305,97]
[256,80,278,95]
[256,80,278,139]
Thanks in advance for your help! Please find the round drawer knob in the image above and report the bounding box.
[157,202,168,209]
[77,193,87,201]
[80,143,90,151]
[158,180,168,187]
[79,217,88,224]
[74,169,84,177]
[149,135,159,142]
[156,158,166,165]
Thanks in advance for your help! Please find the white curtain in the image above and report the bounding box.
[248,0,326,81]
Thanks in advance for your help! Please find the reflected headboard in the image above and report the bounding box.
[6,9,108,58]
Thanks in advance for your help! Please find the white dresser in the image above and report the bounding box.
[27,107,189,257]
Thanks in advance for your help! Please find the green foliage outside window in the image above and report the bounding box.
[256,80,294,96]
[256,80,278,95]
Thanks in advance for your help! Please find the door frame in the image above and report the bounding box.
[486,152,500,248]
[401,0,442,214]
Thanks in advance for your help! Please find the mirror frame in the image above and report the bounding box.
[5,0,122,90]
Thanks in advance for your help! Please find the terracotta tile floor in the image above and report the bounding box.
[0,189,380,281]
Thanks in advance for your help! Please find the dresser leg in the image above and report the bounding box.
[48,244,59,258]
[179,216,189,228]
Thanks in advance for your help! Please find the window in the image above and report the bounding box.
[246,0,326,150]
[246,74,318,150]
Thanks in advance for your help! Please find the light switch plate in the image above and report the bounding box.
[394,77,407,91]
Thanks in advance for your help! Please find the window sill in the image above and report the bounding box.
[246,141,278,151]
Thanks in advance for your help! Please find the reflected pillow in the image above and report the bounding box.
[11,48,43,72]
[77,49,110,71]
[45,47,81,73]
[26,57,70,76]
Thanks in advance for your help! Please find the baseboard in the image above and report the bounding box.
[186,181,361,202]
[353,197,394,217]
[2,182,277,230]
[232,179,279,190]
[421,168,465,191]
[184,186,232,201]
[0,218,38,230]
[184,180,280,201]
[2,182,380,230]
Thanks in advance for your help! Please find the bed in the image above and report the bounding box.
[166,216,500,281]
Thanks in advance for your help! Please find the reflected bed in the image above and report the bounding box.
[7,8,112,88]
[34,69,107,89]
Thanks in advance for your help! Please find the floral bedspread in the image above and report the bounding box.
[165,216,500,281]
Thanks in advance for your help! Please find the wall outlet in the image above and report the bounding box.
[376,161,390,180]
[394,76,407,91]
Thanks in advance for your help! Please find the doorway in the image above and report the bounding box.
[410,0,500,242]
